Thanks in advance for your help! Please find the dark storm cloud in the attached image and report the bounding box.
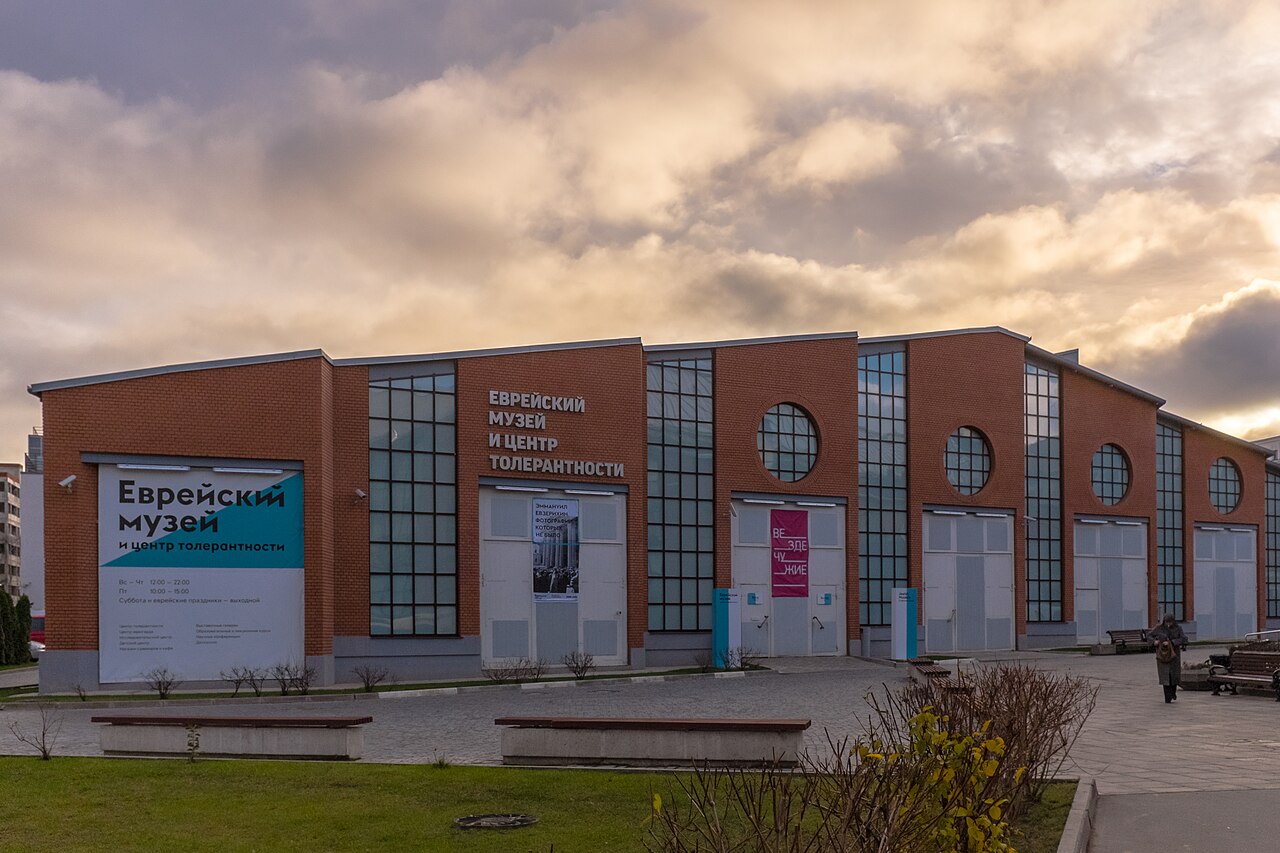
[1103,286,1280,414]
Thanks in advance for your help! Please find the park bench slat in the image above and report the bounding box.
[493,716,810,732]
[91,715,373,728]
[1208,650,1280,701]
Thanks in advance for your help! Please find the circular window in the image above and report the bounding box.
[944,426,991,495]
[757,403,818,482]
[1091,444,1130,505]
[1209,457,1242,514]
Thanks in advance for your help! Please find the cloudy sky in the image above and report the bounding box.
[4,0,1280,463]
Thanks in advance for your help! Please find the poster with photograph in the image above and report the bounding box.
[532,498,580,600]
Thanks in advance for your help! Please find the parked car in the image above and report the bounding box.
[28,640,44,661]
[29,610,45,644]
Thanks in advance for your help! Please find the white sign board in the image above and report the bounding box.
[97,465,304,683]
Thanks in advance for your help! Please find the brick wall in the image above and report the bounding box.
[1059,369,1159,622]
[455,344,648,647]
[40,356,335,654]
[906,332,1028,632]
[712,337,860,641]
[1182,426,1268,626]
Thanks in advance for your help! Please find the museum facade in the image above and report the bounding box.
[29,327,1280,690]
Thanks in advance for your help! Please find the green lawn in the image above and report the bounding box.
[0,757,1073,852]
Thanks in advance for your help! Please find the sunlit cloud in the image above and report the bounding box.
[2,1,1280,461]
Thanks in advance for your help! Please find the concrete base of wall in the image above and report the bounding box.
[643,631,711,667]
[500,726,805,767]
[100,722,363,760]
[333,635,482,683]
[38,649,344,694]
[1019,622,1079,649]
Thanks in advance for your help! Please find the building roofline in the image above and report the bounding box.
[1157,410,1275,456]
[27,349,330,397]
[1025,344,1166,406]
[334,337,642,367]
[859,326,1030,345]
[643,330,858,353]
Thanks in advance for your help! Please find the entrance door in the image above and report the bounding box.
[922,509,1014,653]
[1193,526,1257,641]
[1074,518,1147,645]
[730,498,846,657]
[479,486,627,667]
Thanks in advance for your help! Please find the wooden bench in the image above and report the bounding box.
[1208,651,1280,701]
[1106,629,1151,653]
[908,659,974,696]
[494,716,811,767]
[91,715,373,760]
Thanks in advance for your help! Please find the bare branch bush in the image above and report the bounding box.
[717,646,763,671]
[243,666,266,697]
[648,708,1017,852]
[220,667,248,697]
[72,683,88,702]
[291,663,317,695]
[562,651,595,680]
[692,650,716,673]
[7,704,64,760]
[481,657,549,684]
[270,662,299,695]
[896,662,1099,814]
[142,667,181,700]
[353,664,391,693]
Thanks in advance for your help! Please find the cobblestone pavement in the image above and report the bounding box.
[4,647,1279,798]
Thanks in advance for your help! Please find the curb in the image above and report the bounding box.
[6,667,775,710]
[1056,777,1098,853]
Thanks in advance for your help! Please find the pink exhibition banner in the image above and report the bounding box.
[770,509,809,598]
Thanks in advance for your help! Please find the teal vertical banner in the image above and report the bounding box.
[891,587,918,660]
[712,588,741,668]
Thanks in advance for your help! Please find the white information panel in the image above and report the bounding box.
[97,465,304,684]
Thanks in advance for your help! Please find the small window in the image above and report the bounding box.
[1209,457,1242,514]
[757,403,818,482]
[1091,444,1130,505]
[944,426,991,495]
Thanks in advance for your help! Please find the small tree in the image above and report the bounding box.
[0,593,16,665]
[7,704,64,760]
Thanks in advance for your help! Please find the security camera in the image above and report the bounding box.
[354,489,367,499]
[58,474,77,489]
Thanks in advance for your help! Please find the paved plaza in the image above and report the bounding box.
[5,648,1280,849]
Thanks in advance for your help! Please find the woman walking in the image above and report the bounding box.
[1149,613,1188,703]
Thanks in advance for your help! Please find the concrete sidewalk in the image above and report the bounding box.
[5,650,1280,849]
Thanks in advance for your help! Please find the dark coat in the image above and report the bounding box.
[1149,621,1188,686]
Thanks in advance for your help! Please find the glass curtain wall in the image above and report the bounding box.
[1024,363,1062,621]
[645,356,714,631]
[1156,422,1185,621]
[857,348,907,626]
[368,371,458,636]
[1267,469,1280,618]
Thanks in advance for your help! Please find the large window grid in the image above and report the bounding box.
[1267,470,1280,618]
[1024,363,1062,621]
[945,426,991,495]
[858,348,907,626]
[368,372,458,636]
[646,357,714,631]
[758,403,818,482]
[1156,423,1185,621]
[1209,457,1242,514]
[1091,444,1130,506]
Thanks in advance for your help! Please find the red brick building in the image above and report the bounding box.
[28,328,1280,690]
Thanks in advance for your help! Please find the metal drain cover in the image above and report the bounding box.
[455,813,538,830]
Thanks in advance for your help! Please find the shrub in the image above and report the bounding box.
[896,663,1098,815]
[648,708,1016,852]
[142,667,181,700]
[353,664,391,693]
[562,651,595,680]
